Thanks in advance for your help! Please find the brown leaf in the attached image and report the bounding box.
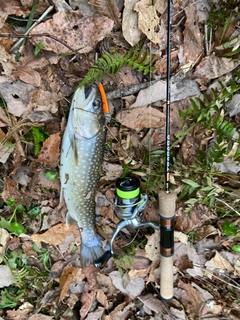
[96,288,108,309]
[38,133,61,165]
[0,0,30,18]
[116,106,166,130]
[30,12,114,54]
[31,223,77,246]
[184,3,204,62]
[82,264,98,289]
[0,76,35,117]
[145,231,160,262]
[122,0,142,46]
[80,285,95,319]
[59,265,79,302]
[193,56,240,80]
[12,65,41,87]
[134,0,162,44]
[176,280,205,318]
[138,294,166,313]
[89,0,121,27]
[85,307,105,320]
[205,251,234,272]
[109,271,145,298]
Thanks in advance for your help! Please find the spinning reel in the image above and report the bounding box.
[94,177,159,267]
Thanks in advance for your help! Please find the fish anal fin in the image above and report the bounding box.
[66,211,77,227]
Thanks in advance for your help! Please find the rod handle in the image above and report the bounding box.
[158,191,177,301]
[160,255,173,301]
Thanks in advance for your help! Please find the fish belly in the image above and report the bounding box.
[60,124,106,266]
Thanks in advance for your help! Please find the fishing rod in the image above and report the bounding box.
[159,0,177,301]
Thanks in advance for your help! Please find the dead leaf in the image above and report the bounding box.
[0,265,13,288]
[194,225,218,242]
[12,65,41,87]
[0,0,30,17]
[0,76,35,117]
[109,271,145,298]
[154,0,167,14]
[59,265,79,302]
[116,106,166,130]
[138,294,165,313]
[96,288,108,309]
[145,231,160,262]
[30,12,114,54]
[193,56,240,80]
[0,145,15,164]
[89,0,121,27]
[134,0,161,44]
[80,285,95,319]
[38,133,61,165]
[27,88,63,115]
[214,159,240,175]
[205,251,234,272]
[227,94,240,117]
[31,223,77,246]
[122,0,142,46]
[85,307,105,320]
[184,3,204,62]
[0,23,13,52]
[0,229,10,263]
[103,162,124,180]
[28,315,55,320]
[128,257,151,278]
[129,79,199,108]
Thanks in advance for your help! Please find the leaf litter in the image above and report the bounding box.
[0,0,240,319]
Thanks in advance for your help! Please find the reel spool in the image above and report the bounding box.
[94,177,159,267]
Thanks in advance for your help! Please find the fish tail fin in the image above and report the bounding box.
[80,229,106,267]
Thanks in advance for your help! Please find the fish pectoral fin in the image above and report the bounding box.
[66,211,77,227]
[70,135,78,166]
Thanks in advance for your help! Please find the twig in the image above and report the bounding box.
[105,79,160,99]
[216,197,240,216]
[10,6,54,53]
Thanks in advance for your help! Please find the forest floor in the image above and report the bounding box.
[0,0,240,319]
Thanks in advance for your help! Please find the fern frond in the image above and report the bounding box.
[79,45,154,86]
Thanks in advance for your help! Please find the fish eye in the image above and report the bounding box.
[93,98,101,109]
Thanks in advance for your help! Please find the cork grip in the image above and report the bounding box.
[158,191,177,301]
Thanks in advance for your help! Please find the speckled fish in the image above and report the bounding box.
[60,84,109,267]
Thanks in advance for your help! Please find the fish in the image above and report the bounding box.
[60,84,109,267]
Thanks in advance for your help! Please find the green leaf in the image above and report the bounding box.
[181,179,200,188]
[232,244,240,253]
[222,220,238,237]
[10,222,26,235]
[16,204,25,214]
[30,126,49,155]
[27,206,41,219]
[34,41,45,56]
[0,217,12,231]
[6,198,16,207]
[44,170,58,181]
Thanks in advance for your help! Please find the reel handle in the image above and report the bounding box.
[94,250,112,268]
[159,191,177,301]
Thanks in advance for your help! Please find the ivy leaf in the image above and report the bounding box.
[222,221,237,237]
[10,222,26,235]
[27,206,41,219]
[16,204,26,214]
[6,198,16,207]
[232,244,240,253]
[44,170,58,181]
